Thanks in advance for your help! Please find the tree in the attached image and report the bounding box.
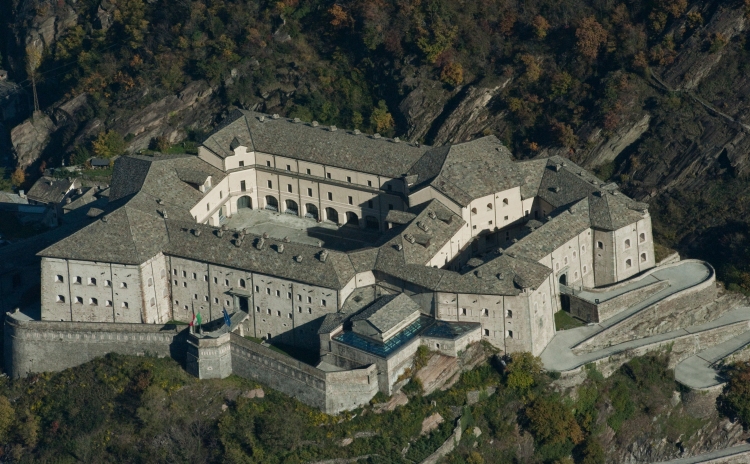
[532,15,550,39]
[11,168,26,188]
[575,17,607,60]
[92,130,126,159]
[0,396,15,444]
[525,396,584,446]
[552,121,578,148]
[329,5,351,28]
[505,352,543,394]
[25,41,43,114]
[440,62,464,87]
[719,363,750,427]
[370,100,394,134]
[113,0,148,49]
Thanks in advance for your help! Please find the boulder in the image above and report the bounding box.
[420,412,444,435]
[11,114,56,169]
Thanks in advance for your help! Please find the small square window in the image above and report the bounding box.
[504,216,509,221]
[122,302,129,309]
[266,160,271,167]
[173,280,178,285]
[104,280,111,287]
[321,299,327,307]
[306,168,311,175]
[367,180,372,187]
[56,295,65,303]
[327,192,333,201]
[461,308,467,316]
[483,329,490,336]
[226,300,231,306]
[326,173,332,179]
[267,180,273,188]
[287,184,293,193]
[55,275,64,283]
[239,161,245,167]
[75,296,83,304]
[120,282,127,289]
[74,276,82,285]
[307,188,313,197]
[286,164,291,171]
[348,196,353,205]
[89,298,98,306]
[346,176,352,183]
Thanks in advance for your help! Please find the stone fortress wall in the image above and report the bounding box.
[4,312,380,414]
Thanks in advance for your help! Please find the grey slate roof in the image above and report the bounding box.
[202,110,430,178]
[163,221,356,290]
[351,293,421,334]
[587,191,647,231]
[385,210,417,225]
[26,176,76,204]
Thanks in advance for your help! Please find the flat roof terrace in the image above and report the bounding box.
[224,209,385,252]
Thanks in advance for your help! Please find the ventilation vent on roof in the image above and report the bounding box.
[221,224,228,231]
[395,244,403,251]
[277,244,284,253]
[417,221,429,232]
[293,117,301,123]
[427,211,437,220]
[193,229,201,237]
[262,232,269,239]
[255,238,265,250]
[65,197,72,204]
[561,162,567,166]
[295,255,303,263]
[475,270,483,279]
[373,133,381,139]
[216,229,224,238]
[312,121,319,127]
[317,240,323,247]
[234,238,243,247]
[497,247,504,254]
[319,250,329,263]
[101,216,108,223]
[283,236,290,242]
[512,238,518,243]
[330,125,337,131]
[259,116,265,122]
[497,273,504,280]
[404,234,416,244]
[552,186,561,193]
[272,113,280,119]
[161,210,168,219]
[393,137,400,143]
[157,198,164,205]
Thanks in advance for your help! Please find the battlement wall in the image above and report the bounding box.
[4,314,187,378]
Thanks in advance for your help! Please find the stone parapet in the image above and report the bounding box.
[4,313,186,378]
[186,333,232,379]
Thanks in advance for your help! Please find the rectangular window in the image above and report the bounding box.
[346,176,352,183]
[287,184,293,193]
[286,164,291,171]
[321,299,327,307]
[307,296,312,303]
[327,192,333,201]
[307,188,313,196]
[348,196,353,205]
[104,280,111,287]
[266,288,271,295]
[255,285,259,292]
[75,297,83,304]
[461,308,467,316]
[266,160,271,167]
[74,276,82,284]
[214,277,218,284]
[225,279,229,286]
[122,302,129,309]
[275,290,280,297]
[388,204,393,210]
[192,272,197,279]
[173,269,178,276]
[214,297,219,304]
[120,282,127,289]
[182,271,187,277]
[287,292,292,299]
[204,275,208,282]
[297,294,302,301]
[306,168,311,175]
[367,180,372,187]
[239,161,245,167]
[240,181,246,191]
[267,180,273,188]
[55,275,64,283]
[56,295,65,303]
[308,308,312,314]
[326,173,332,179]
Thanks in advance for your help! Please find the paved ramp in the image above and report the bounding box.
[542,261,719,371]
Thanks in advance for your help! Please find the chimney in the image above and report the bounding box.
[193,229,201,237]
[330,125,337,131]
[259,115,265,122]
[319,250,329,263]
[234,238,243,247]
[216,229,224,238]
[404,234,416,244]
[256,238,265,250]
[295,255,303,263]
[277,244,284,253]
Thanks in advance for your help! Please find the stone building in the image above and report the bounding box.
[24,110,655,405]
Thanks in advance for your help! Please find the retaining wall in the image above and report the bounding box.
[569,280,670,323]
[553,320,750,390]
[573,268,717,354]
[4,313,186,378]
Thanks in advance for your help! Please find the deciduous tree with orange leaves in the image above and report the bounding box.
[576,17,608,60]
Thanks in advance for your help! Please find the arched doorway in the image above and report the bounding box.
[365,215,379,230]
[325,207,339,223]
[305,204,318,220]
[559,274,567,286]
[345,212,359,227]
[237,195,252,209]
[265,195,278,211]
[285,199,299,215]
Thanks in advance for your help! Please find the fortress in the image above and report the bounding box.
[5,111,669,413]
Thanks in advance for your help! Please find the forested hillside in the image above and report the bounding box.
[2,0,750,286]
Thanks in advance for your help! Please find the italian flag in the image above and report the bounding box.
[190,313,202,327]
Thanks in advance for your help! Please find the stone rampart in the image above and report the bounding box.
[553,320,750,390]
[569,280,670,323]
[4,313,187,378]
[573,266,717,354]
[228,334,379,414]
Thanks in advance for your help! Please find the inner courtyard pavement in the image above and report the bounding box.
[541,261,750,388]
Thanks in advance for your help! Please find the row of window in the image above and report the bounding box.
[56,295,129,308]
[264,181,391,209]
[459,308,513,318]
[596,233,648,250]
[262,161,384,188]
[175,297,232,306]
[479,328,516,339]
[471,199,511,214]
[255,306,314,316]
[55,275,128,288]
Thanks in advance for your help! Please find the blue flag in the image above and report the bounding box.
[222,308,231,327]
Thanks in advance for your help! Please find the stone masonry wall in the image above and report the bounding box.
[4,314,186,378]
[552,319,750,390]
[568,280,669,323]
[573,272,717,354]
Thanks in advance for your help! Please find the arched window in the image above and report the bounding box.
[239,278,246,288]
[305,203,318,220]
[502,198,509,206]
[285,199,299,215]
[88,277,96,286]
[581,245,586,253]
[506,330,513,339]
[89,298,98,306]
[640,253,647,263]
[624,239,631,249]
[597,241,603,249]
[486,203,493,211]
[325,207,339,223]
[482,308,489,316]
[237,195,252,209]
[625,259,632,268]
[345,212,359,227]
[506,309,512,318]
[639,233,646,243]
[471,207,477,215]
[265,195,279,211]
